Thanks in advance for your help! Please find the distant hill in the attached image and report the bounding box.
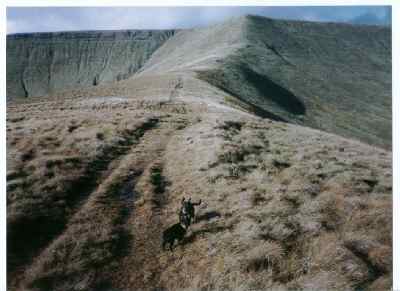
[139,15,392,148]
[349,12,391,26]
[6,30,175,98]
[6,16,391,148]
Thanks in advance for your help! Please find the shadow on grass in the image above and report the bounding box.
[181,223,232,247]
[196,211,221,223]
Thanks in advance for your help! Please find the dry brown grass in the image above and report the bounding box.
[7,95,392,290]
[161,114,392,290]
[245,241,284,272]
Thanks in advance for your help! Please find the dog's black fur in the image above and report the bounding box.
[162,223,187,251]
[179,212,191,229]
[180,197,202,226]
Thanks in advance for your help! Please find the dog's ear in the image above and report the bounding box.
[188,197,192,202]
[181,197,185,204]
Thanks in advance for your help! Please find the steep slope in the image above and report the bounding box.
[6,30,175,98]
[198,16,391,149]
[136,16,246,74]
[138,15,391,148]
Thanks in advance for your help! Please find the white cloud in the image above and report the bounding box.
[6,6,390,34]
[7,19,37,34]
[6,20,17,34]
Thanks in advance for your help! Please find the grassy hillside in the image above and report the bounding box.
[195,16,391,148]
[7,96,392,290]
[6,15,392,291]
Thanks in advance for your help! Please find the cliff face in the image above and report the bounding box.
[6,30,175,98]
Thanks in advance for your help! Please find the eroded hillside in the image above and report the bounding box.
[6,15,392,291]
[7,30,175,98]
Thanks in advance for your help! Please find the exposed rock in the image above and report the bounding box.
[7,30,175,98]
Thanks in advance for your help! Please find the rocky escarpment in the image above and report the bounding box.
[6,30,175,98]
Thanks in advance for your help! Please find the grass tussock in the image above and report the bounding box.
[245,241,284,273]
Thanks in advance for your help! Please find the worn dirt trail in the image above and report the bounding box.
[113,116,189,290]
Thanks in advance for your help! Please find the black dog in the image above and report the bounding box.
[179,197,202,226]
[162,222,187,251]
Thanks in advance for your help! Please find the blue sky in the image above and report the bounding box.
[7,6,391,34]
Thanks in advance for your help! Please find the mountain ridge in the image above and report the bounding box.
[7,15,391,148]
[6,16,393,290]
